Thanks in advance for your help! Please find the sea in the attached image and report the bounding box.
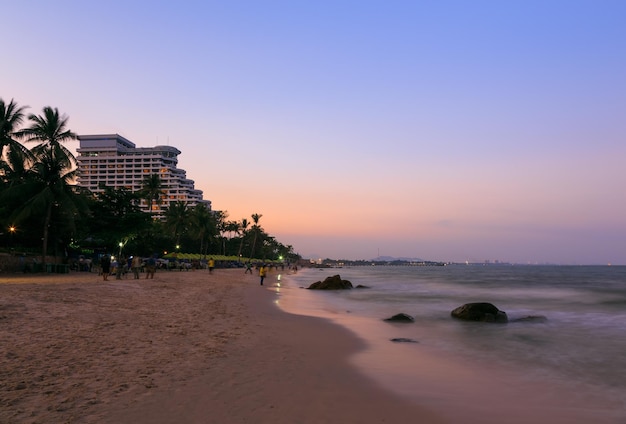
[275,264,626,423]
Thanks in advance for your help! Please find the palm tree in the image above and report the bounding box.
[0,98,32,184]
[4,148,82,265]
[1,98,28,151]
[17,106,77,169]
[237,218,249,261]
[248,213,262,260]
[211,210,227,255]
[189,204,213,258]
[222,220,240,255]
[10,106,81,265]
[164,201,189,247]
[0,141,32,188]
[224,220,240,239]
[140,174,165,215]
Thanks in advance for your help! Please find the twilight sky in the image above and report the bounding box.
[2,1,625,264]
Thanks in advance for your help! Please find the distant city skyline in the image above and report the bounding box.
[2,1,625,265]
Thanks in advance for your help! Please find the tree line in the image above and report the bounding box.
[0,98,300,266]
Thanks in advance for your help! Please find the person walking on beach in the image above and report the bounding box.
[259,264,267,285]
[131,255,142,279]
[208,257,215,274]
[116,255,126,280]
[146,255,156,279]
[100,254,111,281]
[245,261,253,274]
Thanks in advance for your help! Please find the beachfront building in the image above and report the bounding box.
[76,134,210,219]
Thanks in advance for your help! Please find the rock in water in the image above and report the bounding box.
[383,313,415,323]
[307,275,353,290]
[451,302,508,323]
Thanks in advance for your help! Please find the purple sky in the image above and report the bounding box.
[2,1,625,264]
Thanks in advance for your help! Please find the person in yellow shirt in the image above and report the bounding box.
[208,258,215,273]
[259,264,267,286]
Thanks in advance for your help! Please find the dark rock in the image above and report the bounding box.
[384,313,415,323]
[510,315,548,323]
[355,285,370,289]
[307,275,353,290]
[451,302,508,323]
[390,338,419,343]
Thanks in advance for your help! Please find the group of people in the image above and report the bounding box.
[244,262,299,285]
[97,254,295,286]
[99,254,157,281]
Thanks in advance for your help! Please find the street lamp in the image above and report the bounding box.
[118,241,123,258]
[8,225,16,252]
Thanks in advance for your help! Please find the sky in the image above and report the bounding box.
[2,0,625,264]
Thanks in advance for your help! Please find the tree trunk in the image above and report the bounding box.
[249,231,258,260]
[237,238,244,262]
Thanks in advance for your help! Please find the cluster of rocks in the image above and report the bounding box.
[306,277,547,345]
[383,302,547,325]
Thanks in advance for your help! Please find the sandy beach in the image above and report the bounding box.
[0,268,444,424]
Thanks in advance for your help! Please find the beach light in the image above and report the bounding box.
[8,226,16,240]
[7,225,16,251]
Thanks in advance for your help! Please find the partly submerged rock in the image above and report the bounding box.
[355,284,370,289]
[383,313,415,323]
[451,302,508,323]
[307,275,353,290]
[390,338,419,343]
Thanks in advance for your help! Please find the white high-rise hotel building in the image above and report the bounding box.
[76,134,210,219]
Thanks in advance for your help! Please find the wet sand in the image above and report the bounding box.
[0,269,444,423]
